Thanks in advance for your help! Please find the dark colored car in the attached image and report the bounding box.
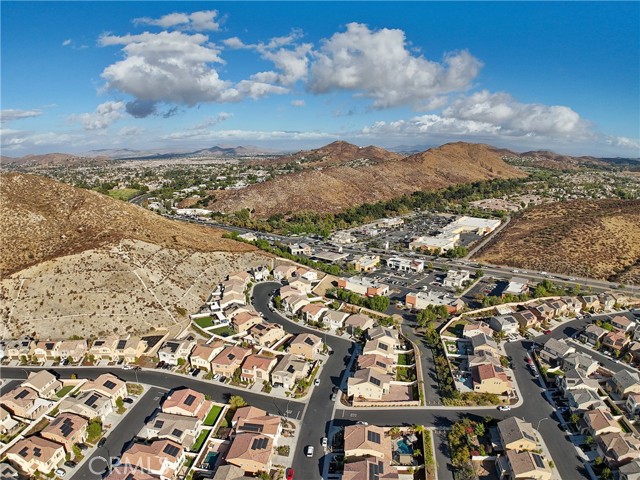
[77,443,88,451]
[286,468,294,480]
[64,461,77,468]
[157,361,165,368]
[97,438,107,448]
[122,397,134,404]
[544,330,552,335]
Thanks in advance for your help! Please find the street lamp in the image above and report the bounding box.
[536,417,549,432]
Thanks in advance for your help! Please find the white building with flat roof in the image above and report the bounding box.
[443,269,471,289]
[409,234,459,252]
[444,216,501,236]
[386,256,424,273]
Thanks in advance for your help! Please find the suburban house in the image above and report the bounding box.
[497,417,538,452]
[114,337,147,363]
[294,267,318,282]
[22,370,61,398]
[489,315,519,335]
[496,450,552,480]
[625,393,640,416]
[273,264,297,281]
[580,324,608,345]
[89,337,119,360]
[189,341,226,372]
[599,294,617,311]
[162,388,213,421]
[337,276,389,297]
[32,341,60,362]
[443,269,470,289]
[0,405,20,436]
[348,368,392,400]
[547,299,568,318]
[610,315,636,333]
[226,432,274,474]
[581,409,621,436]
[344,424,388,459]
[562,352,599,376]
[120,439,185,480]
[4,338,34,360]
[240,354,278,384]
[538,338,575,366]
[232,406,282,439]
[271,354,311,390]
[609,370,640,399]
[342,457,399,480]
[463,322,494,339]
[620,460,640,480]
[157,338,196,366]
[0,463,19,480]
[247,322,286,347]
[59,391,113,421]
[557,368,600,394]
[628,342,640,363]
[211,346,251,378]
[5,436,66,476]
[532,303,555,323]
[580,296,601,312]
[228,271,251,288]
[288,277,313,294]
[41,413,88,453]
[470,334,500,357]
[142,411,201,446]
[324,309,350,330]
[602,330,629,353]
[567,390,606,413]
[354,255,380,273]
[344,313,375,334]
[596,432,640,468]
[301,303,328,324]
[358,354,395,374]
[363,336,397,361]
[288,243,312,256]
[468,351,503,369]
[57,339,88,361]
[282,294,310,315]
[79,373,127,407]
[232,311,263,333]
[471,364,513,396]
[219,291,246,309]
[279,285,302,300]
[514,310,539,329]
[251,265,270,282]
[563,297,584,315]
[0,386,52,420]
[289,333,323,360]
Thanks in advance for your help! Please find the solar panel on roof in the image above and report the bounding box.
[171,428,183,437]
[184,394,197,406]
[117,340,127,350]
[163,444,180,457]
[104,380,117,390]
[379,343,388,351]
[86,393,100,406]
[241,422,263,433]
[33,447,42,458]
[384,330,392,337]
[251,437,268,450]
[533,454,546,469]
[304,337,314,345]
[370,376,381,386]
[18,447,28,458]
[367,430,381,444]
[15,389,29,399]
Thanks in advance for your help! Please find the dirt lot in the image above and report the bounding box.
[473,199,640,284]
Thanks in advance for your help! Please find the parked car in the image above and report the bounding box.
[191,368,200,377]
[321,437,328,448]
[97,438,107,448]
[157,361,166,368]
[356,421,369,425]
[285,468,294,480]
[213,374,220,381]
[77,443,88,451]
[54,468,66,477]
[314,379,320,386]
[330,393,337,401]
[305,445,314,457]
[122,397,134,404]
[122,364,133,370]
[63,461,76,468]
[544,330,552,335]
[498,406,511,411]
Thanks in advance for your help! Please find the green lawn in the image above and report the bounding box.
[398,353,414,366]
[106,188,142,201]
[446,320,470,337]
[203,405,223,426]
[211,325,235,337]
[191,430,209,452]
[194,317,214,329]
[56,385,74,398]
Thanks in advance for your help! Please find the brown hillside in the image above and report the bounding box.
[211,142,526,218]
[1,152,111,167]
[0,173,255,276]
[473,199,640,284]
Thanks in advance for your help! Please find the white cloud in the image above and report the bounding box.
[70,101,126,130]
[222,37,246,49]
[291,99,305,107]
[134,10,221,32]
[193,112,233,130]
[308,22,482,109]
[99,31,289,114]
[118,126,145,136]
[1,109,43,123]
[162,128,333,142]
[62,39,72,46]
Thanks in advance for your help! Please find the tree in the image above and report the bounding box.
[475,268,484,279]
[229,395,247,409]
[388,426,401,439]
[570,413,580,425]
[366,295,390,312]
[115,397,124,411]
[87,419,102,441]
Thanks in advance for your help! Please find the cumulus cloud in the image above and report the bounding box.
[1,109,43,124]
[222,36,246,49]
[193,112,233,130]
[291,99,305,107]
[71,101,126,130]
[308,22,482,109]
[99,31,289,116]
[134,10,221,32]
[162,128,333,142]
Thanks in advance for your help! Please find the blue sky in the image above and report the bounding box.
[2,1,639,156]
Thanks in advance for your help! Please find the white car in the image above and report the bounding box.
[122,364,133,370]
[498,406,511,411]
[55,468,66,477]
[213,374,220,381]
[321,437,328,447]
[305,445,314,457]
[314,379,320,386]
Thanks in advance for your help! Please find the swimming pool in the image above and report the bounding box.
[203,451,219,468]
[395,439,413,455]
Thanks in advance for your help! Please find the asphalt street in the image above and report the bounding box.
[71,386,166,480]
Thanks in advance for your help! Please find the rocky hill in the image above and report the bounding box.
[1,152,111,168]
[211,142,527,218]
[473,199,640,284]
[0,173,265,338]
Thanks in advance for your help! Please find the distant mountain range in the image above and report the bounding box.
[84,144,277,160]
